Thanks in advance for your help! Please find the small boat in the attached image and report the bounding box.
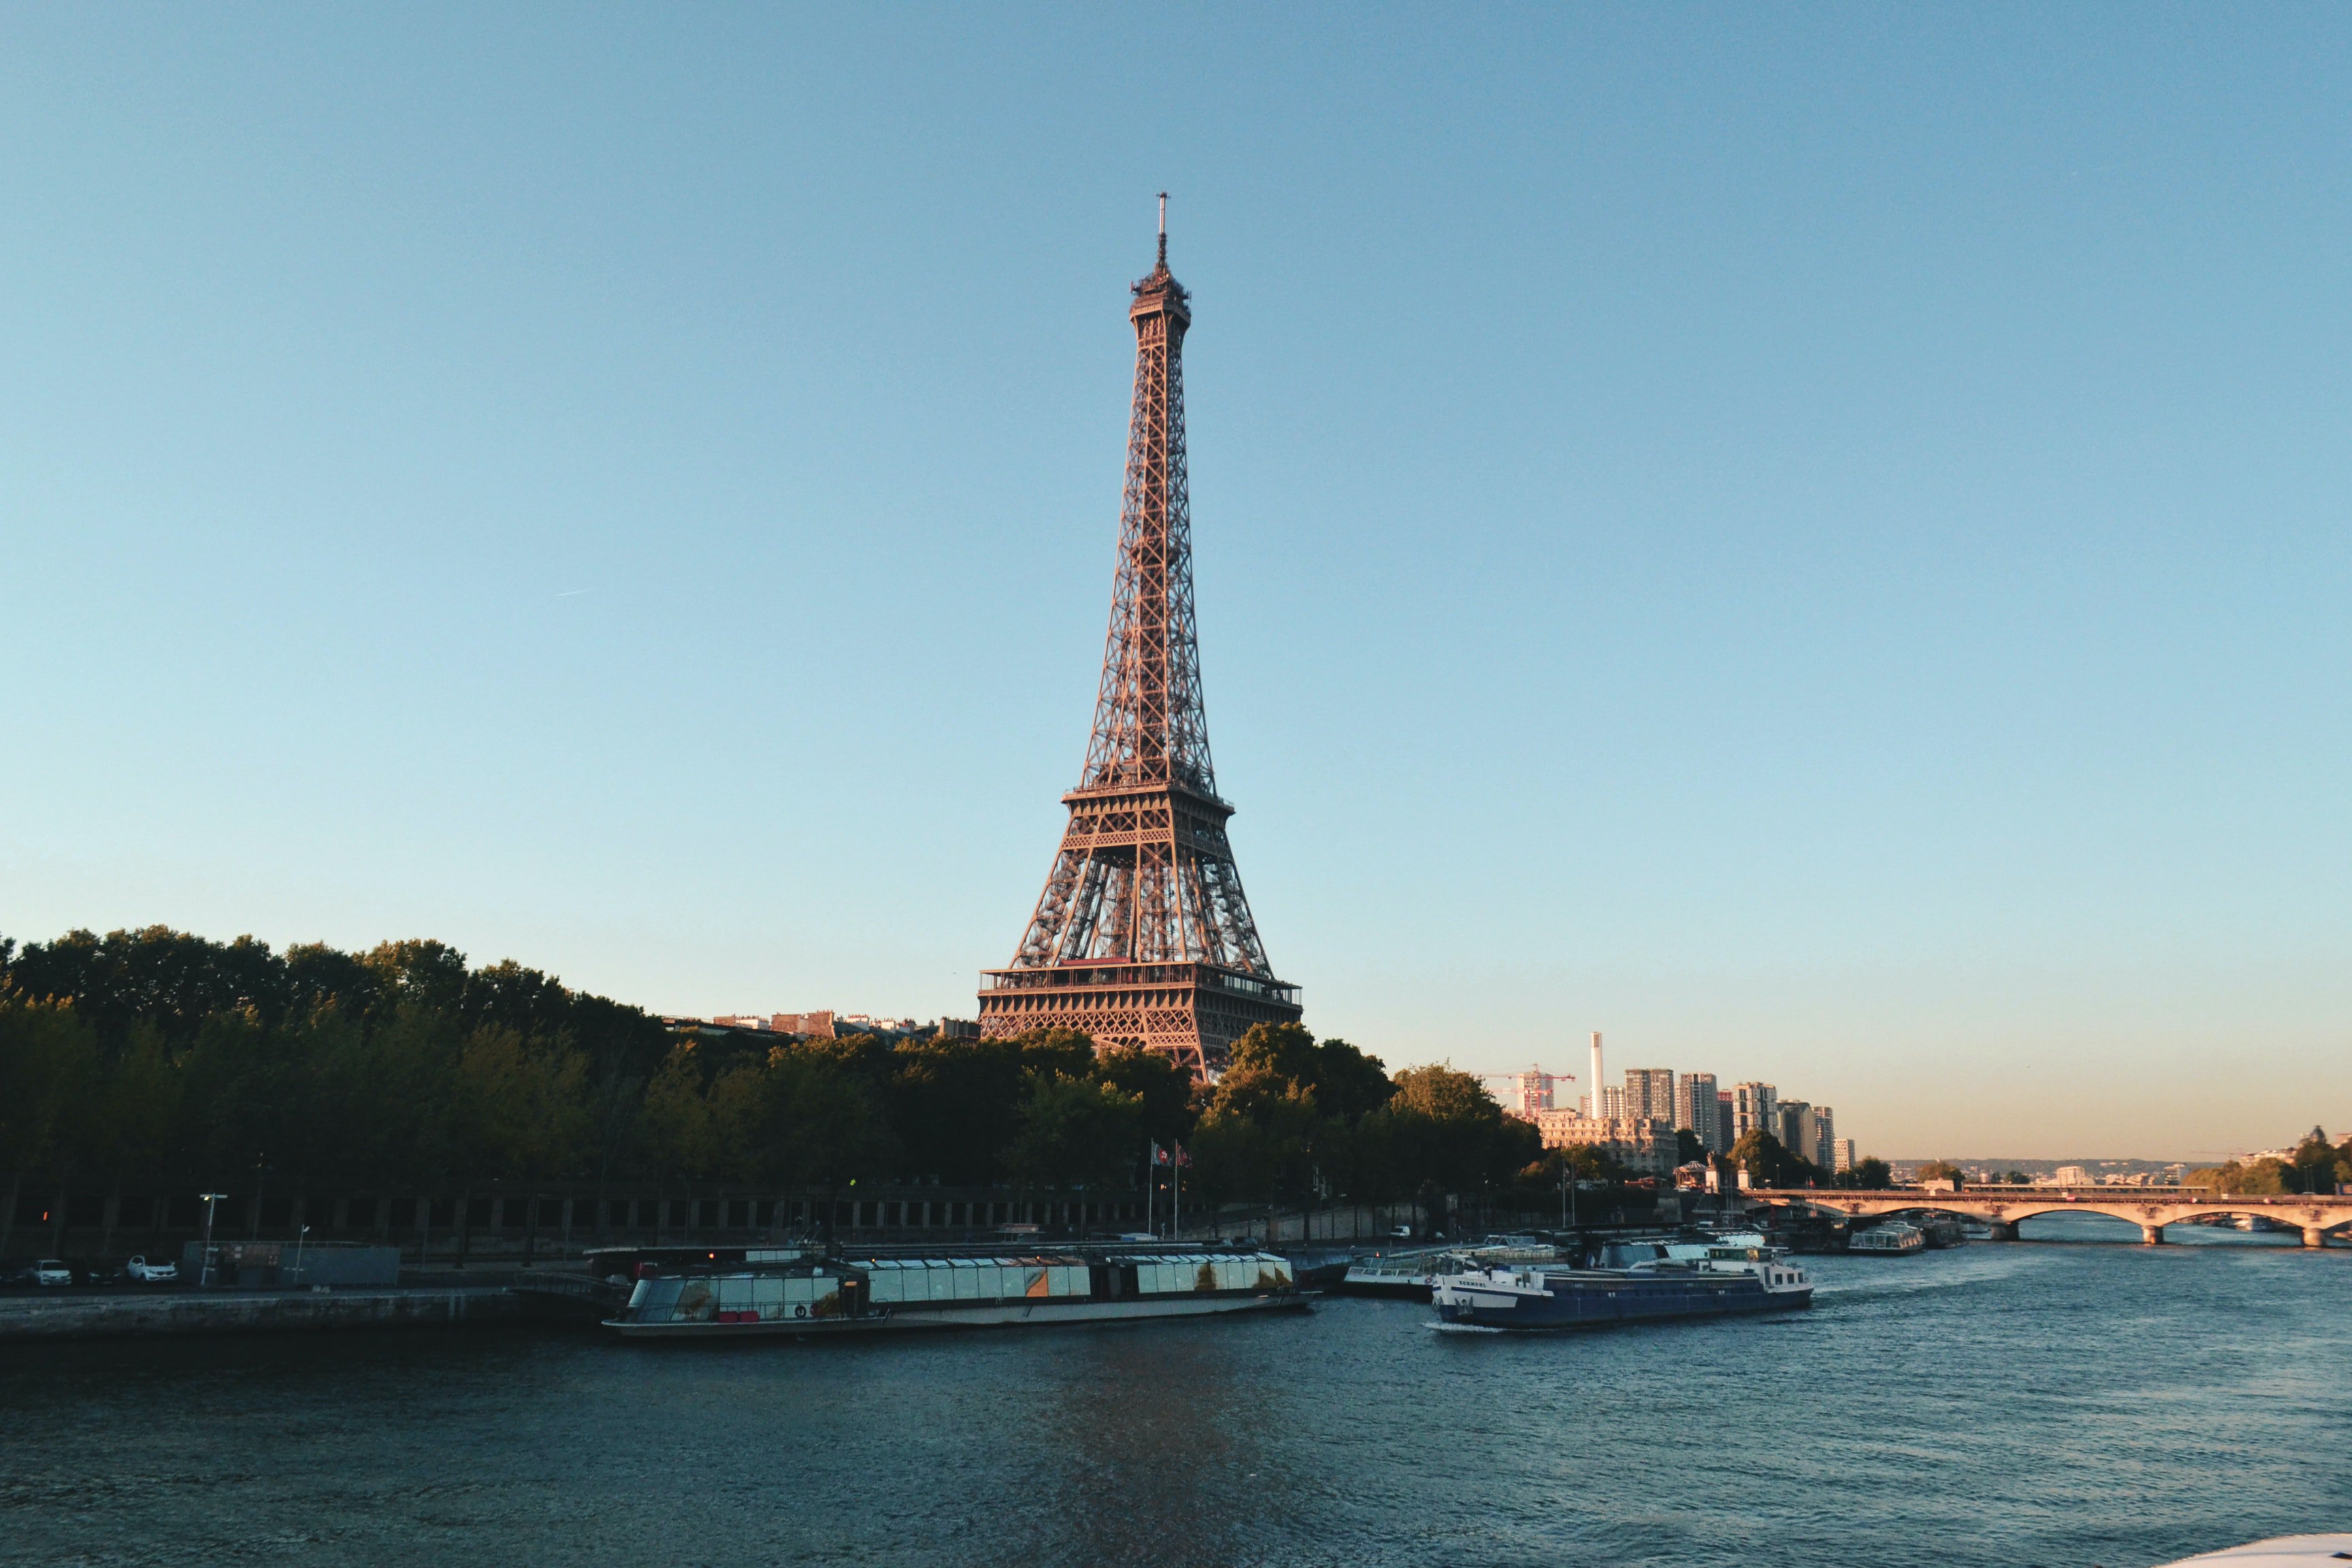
[1339,1250,1456,1299]
[1431,1243,1811,1331]
[604,1245,1304,1339]
[1339,1241,1557,1301]
[1848,1222,1927,1255]
[1918,1215,1969,1249]
[1281,1246,1357,1292]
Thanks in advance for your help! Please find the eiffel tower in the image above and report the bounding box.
[978,201,1301,1076]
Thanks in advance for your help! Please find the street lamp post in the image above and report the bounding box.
[197,1193,227,1288]
[293,1224,311,1285]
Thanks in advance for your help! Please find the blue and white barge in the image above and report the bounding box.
[1431,1243,1812,1331]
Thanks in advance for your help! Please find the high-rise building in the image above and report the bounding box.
[1776,1099,1811,1156]
[1624,1068,1676,1123]
[1801,1106,1835,1171]
[1732,1082,1778,1141]
[1675,1072,1722,1153]
[1599,1084,1626,1119]
[977,208,1299,1075]
[1833,1138,1857,1173]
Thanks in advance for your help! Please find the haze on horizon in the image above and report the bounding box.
[2,7,2347,1162]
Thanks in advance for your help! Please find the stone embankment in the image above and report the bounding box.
[0,1286,523,1341]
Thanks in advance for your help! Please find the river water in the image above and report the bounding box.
[6,1216,2347,1568]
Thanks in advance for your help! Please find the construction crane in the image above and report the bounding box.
[1478,1066,1574,1117]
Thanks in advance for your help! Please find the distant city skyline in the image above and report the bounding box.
[3,9,2349,1158]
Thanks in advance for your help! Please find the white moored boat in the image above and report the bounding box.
[1848,1221,1926,1256]
[1340,1241,1559,1301]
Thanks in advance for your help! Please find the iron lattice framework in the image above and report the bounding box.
[979,213,1301,1076]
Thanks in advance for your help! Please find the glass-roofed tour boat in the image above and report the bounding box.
[602,1244,1305,1339]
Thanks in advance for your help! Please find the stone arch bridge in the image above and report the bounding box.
[1743,1186,2352,1247]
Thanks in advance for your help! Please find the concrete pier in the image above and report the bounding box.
[0,1287,523,1341]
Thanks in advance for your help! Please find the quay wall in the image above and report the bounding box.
[0,1287,523,1341]
[5,1183,1163,1267]
[9,1181,1686,1269]
[11,1188,1556,1264]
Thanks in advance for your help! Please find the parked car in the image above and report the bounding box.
[125,1255,178,1284]
[31,1260,72,1287]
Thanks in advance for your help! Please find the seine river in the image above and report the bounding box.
[7,1215,2347,1568]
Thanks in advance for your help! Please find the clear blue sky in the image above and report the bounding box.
[3,5,2347,1160]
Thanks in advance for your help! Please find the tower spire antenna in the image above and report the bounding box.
[1157,191,1167,265]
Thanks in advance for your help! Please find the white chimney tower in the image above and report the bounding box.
[1588,1030,1603,1120]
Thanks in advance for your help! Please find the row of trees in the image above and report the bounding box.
[1720,1129,1893,1190]
[1,928,674,1200]
[2191,1129,2352,1195]
[0,926,1558,1220]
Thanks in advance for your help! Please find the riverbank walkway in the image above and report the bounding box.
[0,1284,523,1341]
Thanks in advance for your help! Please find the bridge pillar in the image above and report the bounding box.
[1987,1222,2019,1242]
[2304,1227,2328,1249]
[2140,1224,2166,1245]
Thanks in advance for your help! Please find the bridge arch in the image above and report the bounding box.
[1978,1202,2352,1239]
[2153,1205,2352,1237]
[1749,1192,2350,1245]
[1994,1203,2161,1227]
[1779,1197,2166,1235]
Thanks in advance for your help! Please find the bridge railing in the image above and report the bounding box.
[1743,1186,2351,1205]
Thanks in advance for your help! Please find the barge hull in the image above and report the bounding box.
[1435,1270,1813,1331]
[607,1290,1304,1339]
